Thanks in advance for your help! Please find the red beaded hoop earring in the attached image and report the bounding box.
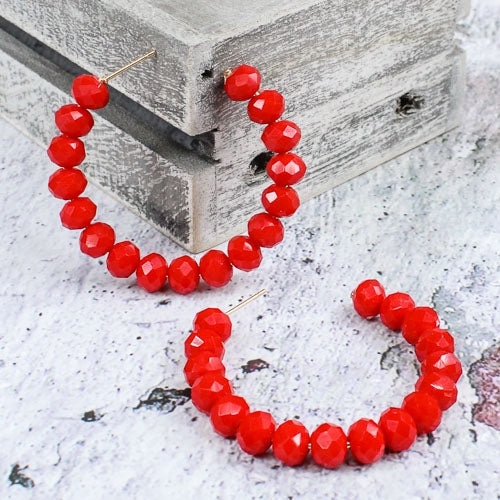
[183,281,461,468]
[47,53,307,294]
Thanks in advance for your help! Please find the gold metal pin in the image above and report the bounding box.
[226,289,267,315]
[100,49,157,83]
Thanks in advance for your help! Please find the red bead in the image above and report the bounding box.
[262,185,300,217]
[352,279,386,319]
[379,292,415,331]
[310,423,348,469]
[106,241,140,278]
[210,395,250,438]
[59,197,96,229]
[261,120,301,153]
[49,168,87,200]
[248,212,284,248]
[237,411,276,456]
[54,104,94,137]
[415,372,457,410]
[71,74,109,109]
[402,391,442,434]
[247,90,285,124]
[183,351,225,386]
[227,235,262,271]
[401,306,440,345]
[136,253,168,293]
[224,65,261,101]
[190,373,232,414]
[184,329,225,359]
[421,351,462,383]
[47,135,85,168]
[193,308,232,342]
[199,250,233,288]
[272,420,310,466]
[347,418,385,464]
[415,328,455,362]
[378,407,417,452]
[266,153,307,186]
[79,222,115,258]
[167,255,200,295]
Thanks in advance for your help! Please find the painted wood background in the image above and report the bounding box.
[0,0,466,251]
[0,0,470,136]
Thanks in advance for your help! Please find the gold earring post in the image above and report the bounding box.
[100,49,157,83]
[226,289,267,315]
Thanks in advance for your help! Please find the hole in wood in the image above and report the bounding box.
[250,152,274,176]
[201,68,214,79]
[396,92,425,117]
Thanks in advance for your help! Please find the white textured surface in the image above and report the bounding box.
[0,1,499,499]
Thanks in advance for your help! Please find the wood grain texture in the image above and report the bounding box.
[212,49,466,242]
[0,29,217,251]
[0,0,466,137]
[0,23,465,252]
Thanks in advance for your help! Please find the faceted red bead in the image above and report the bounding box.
[421,351,462,383]
[47,135,85,168]
[379,292,415,331]
[262,185,300,217]
[167,255,200,295]
[347,418,385,464]
[79,222,116,258]
[352,279,386,319]
[190,373,232,414]
[415,372,457,410]
[184,329,225,359]
[71,74,109,109]
[49,168,87,200]
[136,253,168,293]
[184,351,225,386]
[227,235,262,271]
[272,420,310,466]
[248,212,284,248]
[378,407,417,452]
[224,65,261,101]
[54,104,94,137]
[106,241,140,278]
[60,197,97,229]
[402,391,442,434]
[199,250,233,288]
[193,308,232,342]
[262,120,301,153]
[310,423,348,469]
[266,153,307,186]
[401,306,440,345]
[237,411,276,456]
[210,395,250,438]
[247,90,285,124]
[415,328,455,362]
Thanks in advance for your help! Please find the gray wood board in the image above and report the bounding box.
[0,0,467,137]
[0,22,465,252]
[0,29,216,251]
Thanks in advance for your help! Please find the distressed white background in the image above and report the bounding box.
[0,1,499,498]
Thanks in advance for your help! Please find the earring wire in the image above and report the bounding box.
[100,49,157,83]
[226,289,267,315]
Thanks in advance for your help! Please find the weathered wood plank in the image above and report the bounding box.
[0,29,216,251]
[213,49,466,242]
[0,0,466,138]
[0,21,463,252]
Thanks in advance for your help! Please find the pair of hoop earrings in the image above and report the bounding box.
[46,50,306,294]
[45,51,460,469]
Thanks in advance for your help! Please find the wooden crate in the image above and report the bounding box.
[0,0,469,252]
